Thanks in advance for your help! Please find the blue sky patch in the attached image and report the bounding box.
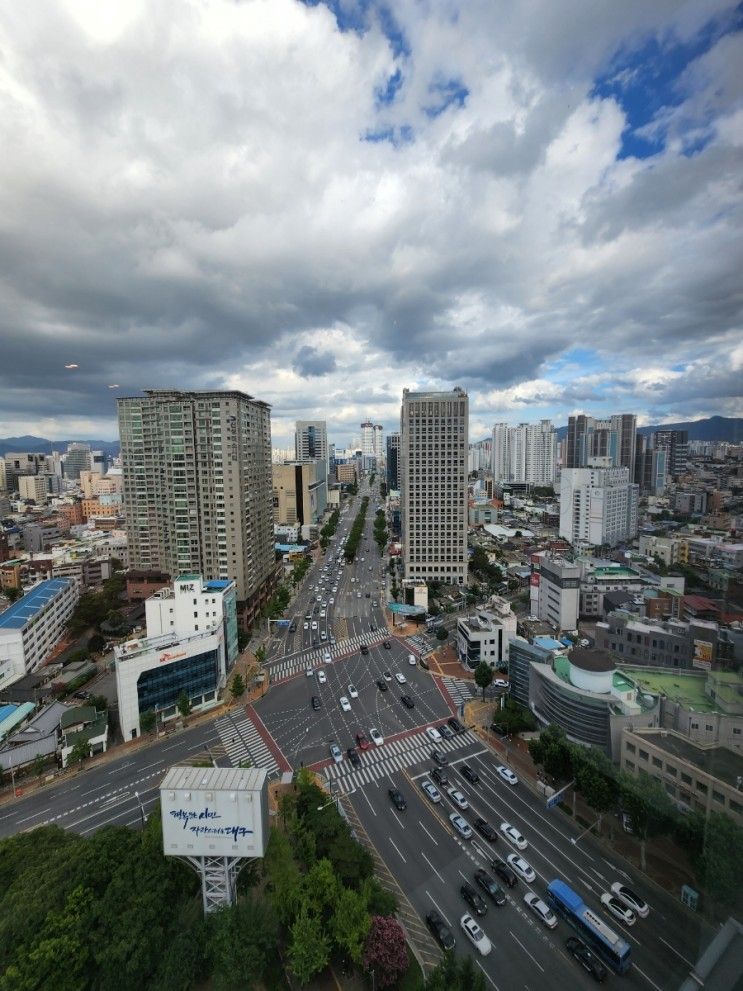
[375,67,404,107]
[423,77,469,119]
[362,123,414,147]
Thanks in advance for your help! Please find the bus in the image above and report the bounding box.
[547,879,631,974]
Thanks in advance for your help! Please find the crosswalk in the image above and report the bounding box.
[324,728,481,794]
[215,711,281,776]
[442,676,475,706]
[266,630,389,682]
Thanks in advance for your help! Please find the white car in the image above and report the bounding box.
[524,892,557,929]
[449,813,473,840]
[500,822,527,850]
[446,787,469,810]
[311,621,318,629]
[303,621,309,630]
[506,854,536,883]
[369,727,384,746]
[395,672,407,684]
[610,882,649,918]
[339,696,351,713]
[329,743,343,764]
[601,893,636,926]
[426,726,442,743]
[329,597,335,603]
[420,779,442,804]
[493,678,509,689]
[496,765,519,786]
[317,670,327,685]
[305,666,314,677]
[357,592,361,598]
[348,684,359,699]
[408,653,417,665]
[323,651,331,663]
[460,914,492,956]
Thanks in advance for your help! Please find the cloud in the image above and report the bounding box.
[0,0,740,447]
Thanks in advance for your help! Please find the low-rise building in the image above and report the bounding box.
[456,597,517,670]
[534,557,580,632]
[596,610,721,671]
[0,579,78,687]
[60,704,109,767]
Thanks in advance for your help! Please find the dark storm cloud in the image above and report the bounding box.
[292,346,337,377]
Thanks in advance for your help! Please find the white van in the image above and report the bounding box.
[408,654,416,666]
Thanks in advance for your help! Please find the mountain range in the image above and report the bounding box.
[552,416,743,443]
[0,435,120,458]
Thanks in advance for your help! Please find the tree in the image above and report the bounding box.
[208,895,279,991]
[89,695,109,712]
[527,724,574,782]
[32,754,46,781]
[254,645,266,664]
[696,812,743,909]
[139,710,157,736]
[574,755,617,829]
[237,630,249,652]
[176,693,191,718]
[362,916,408,988]
[264,828,303,925]
[619,772,677,871]
[4,586,22,603]
[359,877,397,917]
[435,626,448,641]
[229,673,245,699]
[67,739,90,767]
[474,660,494,700]
[288,904,329,985]
[302,858,339,918]
[331,887,370,963]
[88,634,105,654]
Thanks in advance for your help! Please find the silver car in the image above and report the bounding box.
[449,813,473,840]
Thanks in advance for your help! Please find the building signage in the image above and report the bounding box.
[168,806,254,843]
[692,639,713,671]
[160,651,187,664]
[179,583,196,592]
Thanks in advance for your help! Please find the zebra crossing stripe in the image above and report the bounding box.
[216,714,280,774]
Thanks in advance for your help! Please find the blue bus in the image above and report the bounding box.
[547,879,631,974]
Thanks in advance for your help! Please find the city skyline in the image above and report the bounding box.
[1,3,741,447]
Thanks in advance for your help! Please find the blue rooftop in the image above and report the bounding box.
[534,635,565,651]
[204,579,233,591]
[0,579,73,630]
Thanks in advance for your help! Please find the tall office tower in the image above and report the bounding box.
[491,421,556,484]
[360,421,375,458]
[64,442,92,481]
[295,420,328,478]
[386,432,400,491]
[400,387,469,586]
[635,434,667,495]
[653,429,689,479]
[118,390,274,617]
[565,414,637,481]
[372,424,384,460]
[559,464,639,548]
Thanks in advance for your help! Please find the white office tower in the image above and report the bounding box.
[360,421,375,458]
[401,387,469,586]
[491,420,556,484]
[559,465,639,548]
[372,424,384,460]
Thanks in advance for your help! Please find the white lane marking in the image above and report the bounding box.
[418,819,439,846]
[477,961,499,990]
[358,787,377,817]
[422,852,444,883]
[659,936,693,968]
[509,930,544,972]
[391,808,405,829]
[424,888,452,926]
[633,962,663,991]
[108,761,135,773]
[388,837,407,864]
[16,808,51,824]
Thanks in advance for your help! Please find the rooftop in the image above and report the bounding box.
[0,579,73,630]
[569,647,616,673]
[621,668,717,713]
[633,730,743,789]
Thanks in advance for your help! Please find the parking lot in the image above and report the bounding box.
[254,637,452,767]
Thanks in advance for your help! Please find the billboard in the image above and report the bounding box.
[161,766,269,858]
[692,639,713,672]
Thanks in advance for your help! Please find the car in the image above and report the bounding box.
[448,717,465,734]
[610,882,649,918]
[460,764,479,784]
[321,631,327,640]
[438,724,455,740]
[360,644,369,655]
[323,651,331,663]
[329,597,335,603]
[474,869,506,906]
[426,910,455,951]
[357,592,361,598]
[339,696,351,712]
[348,684,359,699]
[383,670,392,681]
[493,678,509,689]
[329,743,343,764]
[496,765,519,786]
[420,779,442,804]
[303,621,309,630]
[474,817,498,842]
[449,813,473,840]
[500,822,527,850]
[506,854,535,883]
[394,672,407,684]
[305,666,314,677]
[460,882,488,917]
[601,893,636,926]
[491,858,518,888]
[347,747,360,767]
[426,726,442,743]
[369,727,384,746]
[524,892,557,929]
[400,694,415,709]
[317,670,327,685]
[383,641,392,649]
[565,936,608,982]
[460,914,492,956]
[408,653,416,665]
[311,696,321,710]
[388,788,407,811]
[430,749,448,766]
[430,767,449,786]
[311,621,318,629]
[375,679,388,692]
[355,732,370,750]
[446,787,469,810]
[365,592,370,598]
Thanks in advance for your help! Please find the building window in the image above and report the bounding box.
[681,772,692,785]
[625,742,636,755]
[712,791,725,804]
[652,756,662,769]
[695,782,708,795]
[639,749,649,761]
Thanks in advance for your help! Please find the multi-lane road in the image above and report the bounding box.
[0,480,710,988]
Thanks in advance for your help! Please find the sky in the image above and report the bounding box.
[0,0,741,450]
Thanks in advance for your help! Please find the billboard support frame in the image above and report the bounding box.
[183,854,256,914]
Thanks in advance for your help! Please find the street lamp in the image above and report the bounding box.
[134,790,147,830]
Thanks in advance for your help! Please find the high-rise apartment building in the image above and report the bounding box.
[653,429,689,479]
[386,432,400,491]
[490,420,556,484]
[64,442,92,481]
[295,420,328,480]
[118,390,274,621]
[401,387,469,586]
[559,464,639,548]
[566,414,637,481]
[360,421,374,458]
[635,435,667,495]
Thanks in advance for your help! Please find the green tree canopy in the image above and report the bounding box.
[288,905,329,986]
[474,661,494,700]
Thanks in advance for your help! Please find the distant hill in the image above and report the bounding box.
[0,435,120,457]
[554,416,742,444]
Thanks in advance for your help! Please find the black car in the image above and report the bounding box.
[474,817,498,843]
[388,789,407,812]
[431,767,449,787]
[460,764,479,784]
[311,696,321,710]
[289,623,297,633]
[448,716,464,734]
[439,724,455,740]
[383,640,392,649]
[347,747,361,767]
[426,910,455,951]
[565,937,607,982]
[460,882,488,917]
[400,695,415,709]
[491,858,518,888]
[365,592,370,598]
[376,679,388,692]
[474,869,506,906]
[361,644,369,655]
[430,749,448,766]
